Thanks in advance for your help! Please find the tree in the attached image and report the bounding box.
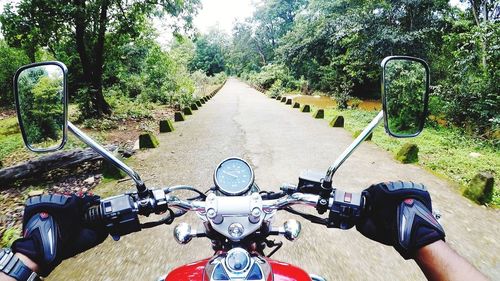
[189,28,229,76]
[0,0,201,117]
[227,21,262,75]
[277,0,449,97]
[462,0,498,69]
[0,41,29,107]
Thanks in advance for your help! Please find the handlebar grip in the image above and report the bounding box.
[83,204,104,226]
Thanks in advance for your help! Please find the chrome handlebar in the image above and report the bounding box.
[165,192,321,213]
[88,187,363,239]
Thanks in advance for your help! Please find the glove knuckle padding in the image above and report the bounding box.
[365,182,432,212]
[12,193,108,277]
[396,199,445,259]
[24,194,72,223]
[13,214,61,277]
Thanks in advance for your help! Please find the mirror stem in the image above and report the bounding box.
[68,121,147,195]
[323,110,383,187]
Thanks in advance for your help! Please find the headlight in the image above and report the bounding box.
[225,248,251,273]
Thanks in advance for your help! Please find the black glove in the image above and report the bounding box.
[11,193,108,277]
[356,181,445,259]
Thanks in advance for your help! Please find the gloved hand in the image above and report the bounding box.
[356,181,445,259]
[11,193,108,277]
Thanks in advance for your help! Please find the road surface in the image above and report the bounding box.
[49,78,499,280]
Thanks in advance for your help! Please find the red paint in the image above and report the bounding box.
[164,259,209,281]
[267,259,312,281]
[164,256,312,281]
[404,198,414,204]
[344,192,352,203]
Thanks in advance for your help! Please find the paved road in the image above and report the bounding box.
[49,78,499,280]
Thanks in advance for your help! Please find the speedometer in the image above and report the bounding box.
[214,158,254,196]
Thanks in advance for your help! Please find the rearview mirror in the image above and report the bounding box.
[14,61,68,152]
[381,56,429,138]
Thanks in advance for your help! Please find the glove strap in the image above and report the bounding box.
[0,248,40,281]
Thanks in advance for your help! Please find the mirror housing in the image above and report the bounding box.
[381,56,429,138]
[14,61,68,152]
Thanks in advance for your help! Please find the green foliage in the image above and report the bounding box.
[349,98,362,109]
[17,68,64,146]
[224,0,307,76]
[189,28,228,76]
[432,19,499,137]
[322,108,499,207]
[246,64,295,90]
[384,60,427,135]
[268,79,286,98]
[0,41,29,107]
[1,0,201,117]
[333,81,353,110]
[1,227,20,247]
[226,0,496,140]
[0,117,24,162]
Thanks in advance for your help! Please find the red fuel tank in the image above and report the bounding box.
[164,257,312,281]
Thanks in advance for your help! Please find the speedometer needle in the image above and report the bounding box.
[223,171,238,178]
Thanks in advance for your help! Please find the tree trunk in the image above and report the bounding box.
[73,0,111,117]
[91,0,111,116]
[0,146,115,189]
[469,0,488,70]
[74,0,92,82]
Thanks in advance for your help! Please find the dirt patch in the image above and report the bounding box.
[0,169,102,246]
[0,108,16,120]
[94,106,176,150]
[0,106,176,246]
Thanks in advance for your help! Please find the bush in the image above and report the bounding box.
[333,81,353,110]
[247,64,295,90]
[268,79,286,98]
[105,91,153,119]
[212,72,227,85]
[349,98,362,109]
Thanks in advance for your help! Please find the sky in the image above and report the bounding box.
[193,0,257,34]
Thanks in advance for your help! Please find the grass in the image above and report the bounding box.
[317,107,499,207]
[0,116,28,165]
[1,226,20,247]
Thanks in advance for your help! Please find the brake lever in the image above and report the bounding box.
[140,209,176,229]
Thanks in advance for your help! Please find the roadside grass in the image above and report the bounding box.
[0,116,28,165]
[315,107,499,207]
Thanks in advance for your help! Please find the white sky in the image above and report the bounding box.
[193,0,257,34]
[0,0,467,43]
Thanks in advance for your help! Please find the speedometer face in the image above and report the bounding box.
[215,158,254,195]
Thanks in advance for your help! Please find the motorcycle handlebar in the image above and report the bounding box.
[84,187,365,238]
